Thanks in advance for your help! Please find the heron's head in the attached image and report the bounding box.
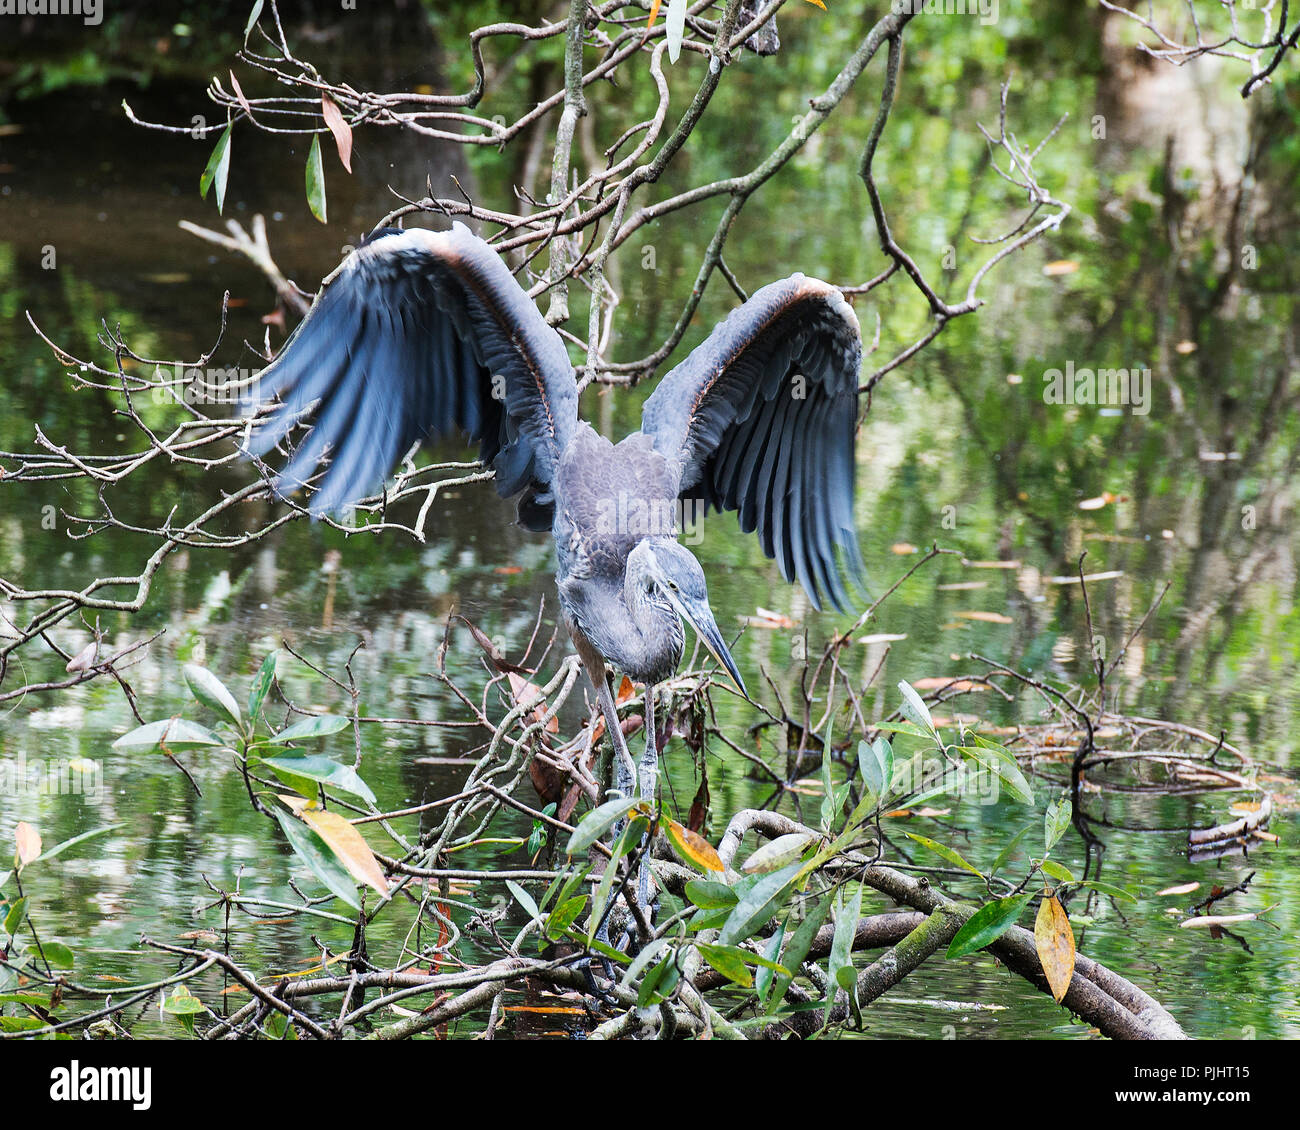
[641,540,748,699]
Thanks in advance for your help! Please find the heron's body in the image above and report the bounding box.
[554,425,685,686]
[244,221,868,933]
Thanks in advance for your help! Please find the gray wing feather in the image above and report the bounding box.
[245,221,577,523]
[640,275,865,610]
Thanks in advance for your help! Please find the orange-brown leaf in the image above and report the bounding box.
[507,672,560,734]
[301,808,390,898]
[1034,895,1075,1003]
[321,93,353,173]
[230,70,252,118]
[662,818,724,872]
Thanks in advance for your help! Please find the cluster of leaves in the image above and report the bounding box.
[880,682,1133,1001]
[0,822,120,1034]
[505,682,1137,1027]
[197,4,351,223]
[113,653,389,910]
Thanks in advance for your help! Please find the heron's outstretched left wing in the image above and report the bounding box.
[244,222,577,525]
[640,276,865,610]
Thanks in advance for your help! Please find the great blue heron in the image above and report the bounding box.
[243,221,866,923]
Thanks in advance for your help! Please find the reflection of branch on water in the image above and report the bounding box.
[1188,796,1274,863]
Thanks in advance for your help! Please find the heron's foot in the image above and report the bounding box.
[578,955,619,1003]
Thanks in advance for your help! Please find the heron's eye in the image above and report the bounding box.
[667,580,678,591]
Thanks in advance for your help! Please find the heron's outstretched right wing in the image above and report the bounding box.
[639,275,865,610]
[244,221,577,526]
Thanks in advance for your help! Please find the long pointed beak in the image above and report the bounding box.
[671,594,749,701]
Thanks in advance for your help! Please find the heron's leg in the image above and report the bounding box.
[590,671,638,963]
[634,683,659,915]
[596,673,637,802]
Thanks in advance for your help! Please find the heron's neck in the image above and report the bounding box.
[622,541,685,682]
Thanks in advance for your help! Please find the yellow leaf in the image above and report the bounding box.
[662,818,724,872]
[14,822,41,869]
[278,793,310,816]
[300,809,390,898]
[1034,895,1075,1003]
[646,0,662,28]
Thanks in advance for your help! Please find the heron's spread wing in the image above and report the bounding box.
[639,275,865,610]
[244,221,577,524]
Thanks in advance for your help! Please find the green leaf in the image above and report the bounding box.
[1079,880,1138,903]
[3,897,27,938]
[265,715,350,744]
[184,664,242,729]
[263,1011,297,1040]
[0,992,51,1008]
[540,863,588,915]
[30,941,74,969]
[258,753,375,805]
[857,737,894,800]
[243,0,264,42]
[506,880,541,924]
[273,809,360,910]
[870,720,931,740]
[0,1016,49,1032]
[897,681,938,738]
[696,943,753,988]
[305,134,327,223]
[825,883,863,1019]
[686,906,733,932]
[755,922,785,1009]
[248,651,278,723]
[1044,797,1073,853]
[544,894,588,940]
[162,985,205,1016]
[113,718,226,752]
[587,818,646,944]
[889,750,964,808]
[905,832,984,878]
[769,895,832,1007]
[819,736,838,832]
[636,953,680,1008]
[620,937,670,990]
[684,879,737,909]
[565,796,640,856]
[956,743,1036,806]
[1040,860,1076,883]
[990,824,1034,877]
[719,861,803,947]
[199,123,232,214]
[742,832,817,875]
[946,892,1035,959]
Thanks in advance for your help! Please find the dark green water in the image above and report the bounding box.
[0,5,1296,1038]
